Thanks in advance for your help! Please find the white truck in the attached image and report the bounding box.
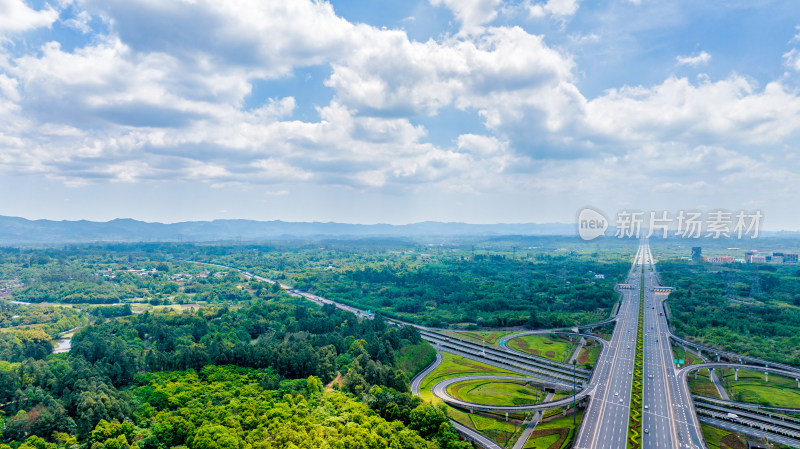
[726,413,739,419]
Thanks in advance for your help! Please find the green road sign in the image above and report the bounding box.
[673,359,678,364]
[679,359,684,364]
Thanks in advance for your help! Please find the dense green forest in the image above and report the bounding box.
[0,294,457,448]
[0,244,469,448]
[210,240,630,328]
[658,257,800,367]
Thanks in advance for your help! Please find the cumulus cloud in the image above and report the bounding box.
[326,26,575,119]
[429,0,502,33]
[0,0,58,35]
[676,51,711,66]
[585,76,800,146]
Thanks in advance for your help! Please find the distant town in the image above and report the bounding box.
[689,246,799,264]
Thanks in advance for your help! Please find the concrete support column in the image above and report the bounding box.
[765,372,769,382]
[734,368,738,381]
[796,378,799,388]
[694,370,697,380]
[505,412,509,422]
[716,353,720,362]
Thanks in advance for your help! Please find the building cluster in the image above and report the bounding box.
[690,247,799,264]
[168,273,194,282]
[0,278,23,297]
[744,251,799,264]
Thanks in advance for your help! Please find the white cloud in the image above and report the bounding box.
[78,0,359,79]
[784,48,800,72]
[585,76,800,146]
[676,51,711,66]
[62,10,93,34]
[429,0,502,33]
[327,26,575,118]
[528,0,581,19]
[0,0,58,35]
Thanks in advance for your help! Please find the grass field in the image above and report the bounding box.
[523,410,584,449]
[688,369,722,398]
[441,330,516,345]
[418,351,525,403]
[717,368,800,408]
[397,342,436,378]
[507,334,578,363]
[700,423,748,449]
[417,351,529,446]
[671,345,702,366]
[468,413,523,447]
[447,378,547,406]
[577,341,601,368]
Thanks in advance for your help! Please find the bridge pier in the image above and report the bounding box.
[563,408,567,416]
[716,353,720,362]
[796,378,799,388]
[765,372,768,382]
[734,368,738,381]
[505,412,509,422]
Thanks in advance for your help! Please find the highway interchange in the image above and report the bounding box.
[195,241,800,448]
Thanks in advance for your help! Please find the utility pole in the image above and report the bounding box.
[572,359,577,425]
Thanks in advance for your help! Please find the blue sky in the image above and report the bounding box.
[1,0,800,229]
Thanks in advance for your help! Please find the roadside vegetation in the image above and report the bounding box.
[524,410,584,449]
[627,269,644,449]
[716,368,800,408]
[687,369,722,399]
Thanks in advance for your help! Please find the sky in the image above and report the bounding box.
[1,0,800,229]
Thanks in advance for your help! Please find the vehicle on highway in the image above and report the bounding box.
[726,413,739,419]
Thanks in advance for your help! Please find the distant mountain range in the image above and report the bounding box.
[0,215,577,244]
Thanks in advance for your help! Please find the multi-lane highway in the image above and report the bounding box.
[574,243,645,449]
[639,242,705,449]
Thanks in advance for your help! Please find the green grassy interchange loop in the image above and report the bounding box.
[628,265,645,448]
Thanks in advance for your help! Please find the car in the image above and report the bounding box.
[615,392,619,396]
[644,405,649,409]
[644,429,649,434]
[619,399,623,403]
